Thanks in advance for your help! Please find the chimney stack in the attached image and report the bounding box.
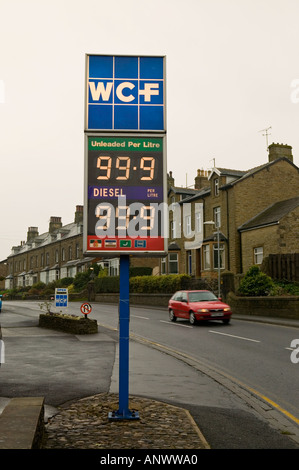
[167,171,175,189]
[75,205,83,224]
[49,216,62,233]
[194,169,210,190]
[27,226,39,242]
[268,143,293,163]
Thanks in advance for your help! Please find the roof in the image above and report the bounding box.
[238,196,299,232]
[168,186,200,196]
[209,167,246,179]
[178,187,210,203]
[221,157,299,190]
[8,221,83,258]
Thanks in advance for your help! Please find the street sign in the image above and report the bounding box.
[83,134,167,256]
[85,55,166,132]
[55,288,68,308]
[80,302,92,315]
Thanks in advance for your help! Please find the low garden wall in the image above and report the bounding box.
[95,292,171,307]
[39,313,98,334]
[227,292,299,320]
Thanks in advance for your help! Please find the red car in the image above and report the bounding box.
[168,290,232,325]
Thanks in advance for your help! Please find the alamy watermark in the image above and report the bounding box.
[94,196,204,239]
[290,79,299,103]
[290,339,299,364]
[0,339,5,364]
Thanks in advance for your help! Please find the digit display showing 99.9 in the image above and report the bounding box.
[92,153,157,185]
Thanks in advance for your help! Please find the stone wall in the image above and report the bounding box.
[227,291,299,319]
[95,292,171,307]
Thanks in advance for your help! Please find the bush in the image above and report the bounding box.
[94,276,120,293]
[238,265,274,296]
[73,271,91,291]
[94,274,192,294]
[271,280,299,296]
[129,266,153,277]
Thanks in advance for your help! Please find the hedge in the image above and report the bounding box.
[94,274,192,294]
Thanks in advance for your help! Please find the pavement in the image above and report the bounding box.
[0,305,299,450]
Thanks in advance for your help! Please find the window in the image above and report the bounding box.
[55,249,59,263]
[109,258,119,276]
[181,292,188,302]
[62,248,65,261]
[187,251,192,274]
[169,253,178,274]
[41,253,44,267]
[213,207,221,228]
[76,243,80,259]
[213,243,225,269]
[161,257,166,274]
[69,246,72,260]
[254,246,263,264]
[214,178,219,196]
[170,220,176,239]
[203,245,210,270]
[195,211,202,233]
[46,252,49,266]
[185,215,191,236]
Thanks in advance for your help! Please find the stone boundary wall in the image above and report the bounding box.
[95,293,171,307]
[39,313,98,334]
[227,292,299,319]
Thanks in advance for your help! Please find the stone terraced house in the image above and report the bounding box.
[4,206,93,289]
[164,143,299,279]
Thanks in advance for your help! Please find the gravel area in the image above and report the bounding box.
[43,393,209,450]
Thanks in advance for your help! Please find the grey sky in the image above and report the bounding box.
[1,0,299,261]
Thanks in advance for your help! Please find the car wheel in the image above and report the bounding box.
[189,312,196,325]
[223,318,230,324]
[169,309,176,322]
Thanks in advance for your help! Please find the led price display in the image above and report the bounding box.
[84,135,167,255]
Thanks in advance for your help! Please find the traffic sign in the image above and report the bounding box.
[80,302,92,315]
[55,288,68,308]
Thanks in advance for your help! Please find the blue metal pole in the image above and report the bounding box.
[108,255,139,420]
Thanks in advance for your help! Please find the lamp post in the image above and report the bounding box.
[204,220,221,298]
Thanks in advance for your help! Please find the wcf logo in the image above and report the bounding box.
[89,80,160,104]
[85,55,166,132]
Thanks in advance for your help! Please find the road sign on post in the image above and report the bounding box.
[55,288,68,310]
[84,54,167,420]
[80,302,92,318]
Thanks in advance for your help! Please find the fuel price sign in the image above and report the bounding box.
[84,134,167,255]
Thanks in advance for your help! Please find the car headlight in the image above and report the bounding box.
[197,308,209,313]
[223,308,230,312]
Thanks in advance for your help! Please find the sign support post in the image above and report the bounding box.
[109,255,139,420]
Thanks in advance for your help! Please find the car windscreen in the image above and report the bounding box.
[188,292,218,302]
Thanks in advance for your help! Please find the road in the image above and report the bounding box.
[88,301,299,425]
[3,299,299,426]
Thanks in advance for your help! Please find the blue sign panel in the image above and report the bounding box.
[55,288,68,308]
[85,55,166,132]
